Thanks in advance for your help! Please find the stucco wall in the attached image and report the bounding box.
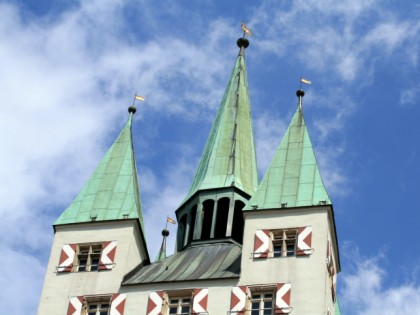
[37,220,147,315]
[240,206,337,315]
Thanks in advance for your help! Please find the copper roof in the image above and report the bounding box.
[123,242,241,285]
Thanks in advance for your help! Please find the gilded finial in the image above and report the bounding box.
[241,22,253,37]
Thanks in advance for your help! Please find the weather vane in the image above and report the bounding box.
[241,22,253,37]
[131,93,145,106]
[299,76,312,90]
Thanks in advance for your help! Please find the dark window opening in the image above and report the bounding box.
[178,214,187,249]
[201,199,214,240]
[188,205,197,243]
[232,200,245,243]
[214,197,230,238]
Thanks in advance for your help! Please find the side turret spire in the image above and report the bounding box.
[156,228,169,262]
[55,106,148,248]
[244,89,331,210]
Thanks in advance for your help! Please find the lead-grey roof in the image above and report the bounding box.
[123,242,241,285]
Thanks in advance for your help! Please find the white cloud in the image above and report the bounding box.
[254,112,288,175]
[400,84,420,106]
[340,247,420,314]
[0,2,233,313]
[252,0,420,83]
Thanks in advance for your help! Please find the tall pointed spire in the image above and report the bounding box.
[182,37,258,204]
[55,106,147,241]
[174,37,258,249]
[244,90,331,210]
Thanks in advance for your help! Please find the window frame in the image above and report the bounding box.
[76,243,103,272]
[84,295,112,315]
[248,286,276,315]
[270,228,297,258]
[165,290,194,315]
[168,296,192,315]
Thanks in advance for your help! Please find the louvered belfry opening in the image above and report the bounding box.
[214,197,230,238]
[175,188,250,252]
[232,200,245,243]
[200,199,215,240]
[188,205,197,244]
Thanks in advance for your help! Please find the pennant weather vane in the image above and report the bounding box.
[299,76,312,89]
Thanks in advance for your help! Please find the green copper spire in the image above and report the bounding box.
[183,38,258,203]
[55,107,146,240]
[244,90,331,210]
[156,229,169,262]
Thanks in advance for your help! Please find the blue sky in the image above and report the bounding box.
[1,0,420,314]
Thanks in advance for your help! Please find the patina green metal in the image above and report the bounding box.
[123,242,241,284]
[335,298,341,315]
[54,112,146,240]
[244,95,331,210]
[156,229,169,262]
[182,44,258,205]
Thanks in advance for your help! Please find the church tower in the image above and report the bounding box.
[240,89,340,314]
[38,34,341,315]
[38,106,150,315]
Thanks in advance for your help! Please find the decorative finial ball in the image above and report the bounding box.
[237,37,249,48]
[296,89,305,97]
[128,106,137,114]
[162,229,170,237]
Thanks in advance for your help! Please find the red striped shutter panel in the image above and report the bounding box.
[58,244,77,272]
[230,286,247,315]
[147,291,163,315]
[332,267,337,301]
[110,293,126,315]
[192,288,208,314]
[326,237,331,266]
[99,241,117,270]
[67,296,83,315]
[254,230,270,258]
[275,283,291,314]
[327,232,333,267]
[296,226,313,256]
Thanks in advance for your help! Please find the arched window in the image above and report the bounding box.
[178,214,188,249]
[201,199,214,240]
[232,200,245,243]
[214,197,230,238]
[188,205,197,243]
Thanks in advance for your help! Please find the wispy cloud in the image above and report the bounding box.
[340,245,420,314]
[0,1,232,312]
[400,84,420,106]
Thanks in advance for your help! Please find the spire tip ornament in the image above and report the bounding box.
[128,106,137,114]
[296,89,305,98]
[241,22,253,37]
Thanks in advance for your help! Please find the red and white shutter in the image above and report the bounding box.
[296,226,312,256]
[58,244,77,272]
[230,286,247,314]
[326,235,331,266]
[275,283,291,314]
[110,293,126,315]
[192,288,208,314]
[99,241,117,270]
[254,230,270,258]
[67,296,83,315]
[332,267,337,301]
[147,291,163,315]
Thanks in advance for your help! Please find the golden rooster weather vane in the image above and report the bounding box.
[241,22,253,37]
